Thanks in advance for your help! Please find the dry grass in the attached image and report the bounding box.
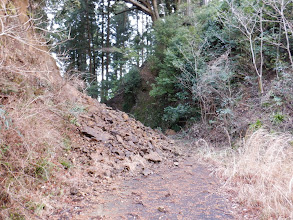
[0,72,84,218]
[0,3,88,218]
[196,129,293,219]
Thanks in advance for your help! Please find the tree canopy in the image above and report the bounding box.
[40,0,293,131]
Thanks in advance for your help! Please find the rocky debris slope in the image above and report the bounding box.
[43,98,180,219]
[69,99,178,182]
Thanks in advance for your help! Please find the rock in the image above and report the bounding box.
[162,146,171,152]
[104,117,113,124]
[150,138,156,145]
[70,187,79,196]
[122,113,129,120]
[87,120,96,127]
[87,106,99,114]
[81,126,98,137]
[147,142,154,150]
[111,147,124,157]
[87,166,101,176]
[174,161,179,166]
[157,206,167,213]
[165,129,176,136]
[128,141,136,148]
[125,150,132,158]
[130,136,138,143]
[116,135,124,144]
[81,126,112,142]
[91,152,103,162]
[140,148,148,155]
[142,168,153,176]
[103,170,111,177]
[119,131,130,137]
[93,114,102,122]
[169,139,175,144]
[144,151,162,163]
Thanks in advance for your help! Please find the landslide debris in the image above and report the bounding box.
[45,98,179,219]
[72,99,177,180]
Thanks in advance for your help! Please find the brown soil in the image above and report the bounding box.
[39,119,237,220]
[48,154,235,220]
[41,99,235,219]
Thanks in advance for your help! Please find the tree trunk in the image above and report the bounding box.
[186,0,191,16]
[84,0,93,79]
[105,0,111,100]
[152,0,159,21]
[101,0,106,102]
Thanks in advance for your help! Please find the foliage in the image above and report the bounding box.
[63,137,72,152]
[121,67,141,112]
[34,159,53,180]
[149,2,237,129]
[249,119,263,131]
[147,0,293,133]
[45,0,293,133]
[86,81,100,99]
[270,72,293,108]
[163,104,195,130]
[122,67,141,94]
[59,158,72,169]
[272,112,285,124]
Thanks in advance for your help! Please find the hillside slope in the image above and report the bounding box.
[0,1,177,218]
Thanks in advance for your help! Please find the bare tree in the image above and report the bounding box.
[263,0,293,69]
[222,0,265,94]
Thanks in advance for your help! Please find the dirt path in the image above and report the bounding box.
[52,154,235,220]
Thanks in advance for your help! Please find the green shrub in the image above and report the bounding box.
[86,81,100,99]
[63,138,72,152]
[59,158,72,169]
[9,211,25,220]
[121,67,141,112]
[272,112,285,124]
[163,104,196,130]
[249,120,263,131]
[122,67,141,94]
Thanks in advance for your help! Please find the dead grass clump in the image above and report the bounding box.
[0,81,87,219]
[198,129,293,218]
[0,2,91,218]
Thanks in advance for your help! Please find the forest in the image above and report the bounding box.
[0,0,293,219]
[44,1,293,216]
[41,0,293,134]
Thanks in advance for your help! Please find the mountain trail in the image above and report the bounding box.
[45,99,236,219]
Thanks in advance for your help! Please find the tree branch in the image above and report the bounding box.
[124,0,153,15]
[115,7,137,15]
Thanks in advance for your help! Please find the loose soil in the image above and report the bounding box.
[49,149,235,220]
[40,100,237,220]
